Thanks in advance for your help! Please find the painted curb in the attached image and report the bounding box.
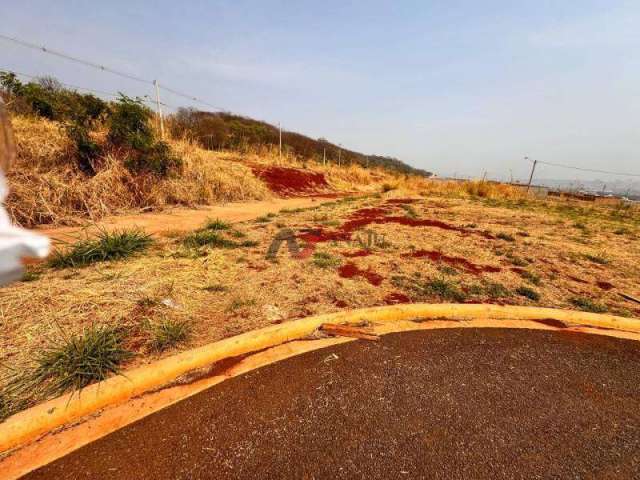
[1,303,638,454]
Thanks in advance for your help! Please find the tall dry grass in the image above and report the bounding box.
[4,116,270,227]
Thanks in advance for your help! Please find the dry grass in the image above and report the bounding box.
[4,116,270,227]
[1,192,639,418]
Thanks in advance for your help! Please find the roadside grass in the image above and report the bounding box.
[146,319,192,352]
[201,283,227,292]
[48,229,152,269]
[469,280,513,299]
[392,275,466,302]
[2,325,133,410]
[516,286,540,301]
[570,296,608,313]
[183,220,257,249]
[312,251,341,269]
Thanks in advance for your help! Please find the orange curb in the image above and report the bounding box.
[0,304,638,462]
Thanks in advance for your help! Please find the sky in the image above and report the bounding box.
[2,0,639,182]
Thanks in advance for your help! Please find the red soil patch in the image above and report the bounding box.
[334,300,348,308]
[340,208,495,239]
[384,292,411,304]
[338,262,384,286]
[412,249,501,275]
[596,281,615,291]
[298,227,350,243]
[252,166,329,196]
[342,249,371,258]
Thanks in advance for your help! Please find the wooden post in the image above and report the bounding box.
[526,158,538,193]
[153,80,165,140]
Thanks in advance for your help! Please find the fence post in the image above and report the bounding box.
[153,80,165,140]
[526,158,538,193]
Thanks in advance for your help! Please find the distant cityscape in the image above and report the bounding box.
[532,178,640,201]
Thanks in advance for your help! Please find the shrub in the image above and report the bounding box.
[48,229,152,268]
[109,95,181,177]
[65,123,101,175]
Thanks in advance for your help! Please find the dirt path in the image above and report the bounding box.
[36,196,336,243]
[24,328,640,479]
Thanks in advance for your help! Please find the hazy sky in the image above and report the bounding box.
[2,1,639,181]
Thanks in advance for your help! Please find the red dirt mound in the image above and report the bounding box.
[252,166,330,196]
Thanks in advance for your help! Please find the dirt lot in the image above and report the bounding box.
[1,192,639,414]
[23,328,640,479]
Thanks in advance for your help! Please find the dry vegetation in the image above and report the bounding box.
[1,185,638,419]
[3,77,638,423]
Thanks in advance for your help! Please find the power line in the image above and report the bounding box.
[0,33,151,85]
[0,33,222,111]
[528,157,640,178]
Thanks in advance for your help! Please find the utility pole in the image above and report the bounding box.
[526,156,538,193]
[323,147,326,167]
[481,171,487,182]
[509,169,513,184]
[338,144,342,167]
[278,122,282,164]
[153,80,165,140]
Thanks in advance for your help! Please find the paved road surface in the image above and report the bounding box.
[25,329,640,479]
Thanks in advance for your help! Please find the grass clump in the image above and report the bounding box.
[570,297,608,313]
[400,204,418,218]
[516,286,540,301]
[496,232,515,242]
[22,270,41,282]
[312,252,341,269]
[147,319,192,352]
[48,229,152,269]
[518,269,542,286]
[584,252,609,265]
[425,278,466,302]
[204,218,231,231]
[227,297,257,312]
[183,230,236,249]
[17,325,133,398]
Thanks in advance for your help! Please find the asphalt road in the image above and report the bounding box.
[25,328,640,479]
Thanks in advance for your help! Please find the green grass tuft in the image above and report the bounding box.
[147,319,192,352]
[425,278,467,302]
[312,252,341,269]
[204,218,231,231]
[48,229,152,269]
[584,253,609,265]
[183,230,237,249]
[570,296,608,313]
[22,325,133,397]
[516,286,540,301]
[496,232,515,242]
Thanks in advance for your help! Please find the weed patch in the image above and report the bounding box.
[570,297,608,313]
[147,319,192,352]
[312,252,341,269]
[48,229,152,269]
[516,286,540,301]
